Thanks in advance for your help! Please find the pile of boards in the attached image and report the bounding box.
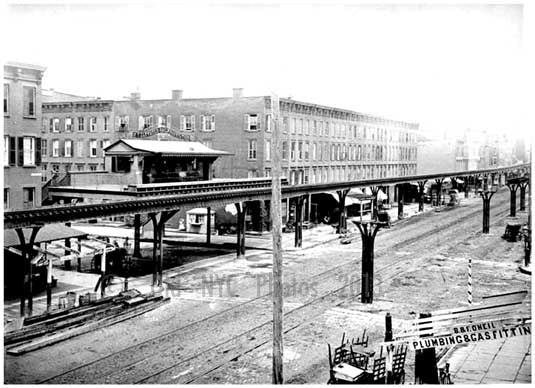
[4,289,169,355]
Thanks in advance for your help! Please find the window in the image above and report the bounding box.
[52,140,59,157]
[64,140,72,157]
[112,156,131,173]
[304,120,309,135]
[298,141,303,160]
[304,142,309,160]
[52,118,60,132]
[41,139,47,158]
[89,164,97,171]
[248,139,257,160]
[89,140,97,157]
[282,141,288,160]
[180,115,195,131]
[312,143,317,160]
[23,137,35,166]
[78,117,85,131]
[23,86,36,117]
[63,117,72,132]
[297,118,303,134]
[245,114,259,131]
[103,116,109,131]
[116,115,129,131]
[283,117,288,133]
[89,117,97,132]
[77,141,84,157]
[265,114,272,132]
[22,187,35,209]
[4,188,9,210]
[291,118,296,134]
[139,115,152,130]
[201,115,215,131]
[290,141,296,160]
[3,136,8,166]
[265,140,271,161]
[4,84,9,115]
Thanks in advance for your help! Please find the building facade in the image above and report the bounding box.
[4,62,46,210]
[41,88,419,185]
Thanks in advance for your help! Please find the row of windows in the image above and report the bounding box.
[264,164,417,185]
[279,115,416,143]
[3,136,41,167]
[4,84,36,118]
[45,116,107,133]
[261,140,416,163]
[43,139,110,158]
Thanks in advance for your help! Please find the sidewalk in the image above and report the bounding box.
[442,334,531,384]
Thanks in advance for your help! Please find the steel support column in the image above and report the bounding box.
[149,210,178,288]
[133,214,141,258]
[370,186,380,220]
[337,189,350,233]
[506,181,519,217]
[397,184,404,219]
[519,181,529,211]
[355,221,387,304]
[434,178,444,206]
[294,196,305,248]
[206,207,211,244]
[418,180,427,213]
[235,202,247,258]
[479,190,495,234]
[64,222,71,256]
[15,226,41,317]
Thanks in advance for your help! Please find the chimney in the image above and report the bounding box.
[172,89,183,100]
[130,92,141,100]
[233,88,243,99]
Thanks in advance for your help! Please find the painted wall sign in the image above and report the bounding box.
[408,324,530,350]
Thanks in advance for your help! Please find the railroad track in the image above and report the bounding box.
[37,191,512,384]
[149,200,515,384]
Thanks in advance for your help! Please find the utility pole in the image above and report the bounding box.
[271,93,284,384]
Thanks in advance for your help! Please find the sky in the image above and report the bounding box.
[3,1,533,140]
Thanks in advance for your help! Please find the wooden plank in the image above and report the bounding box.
[6,297,169,355]
[408,300,525,326]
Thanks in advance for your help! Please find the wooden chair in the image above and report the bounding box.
[391,345,408,384]
[367,356,387,384]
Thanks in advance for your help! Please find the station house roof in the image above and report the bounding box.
[104,139,230,158]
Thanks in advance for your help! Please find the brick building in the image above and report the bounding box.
[3,62,46,210]
[42,88,418,182]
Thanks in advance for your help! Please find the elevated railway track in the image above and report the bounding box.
[4,164,529,229]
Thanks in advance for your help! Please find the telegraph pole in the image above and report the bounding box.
[271,93,284,384]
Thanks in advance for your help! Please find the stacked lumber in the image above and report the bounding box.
[4,290,169,355]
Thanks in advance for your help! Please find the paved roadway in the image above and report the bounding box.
[4,188,531,384]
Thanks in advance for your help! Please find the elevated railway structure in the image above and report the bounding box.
[4,164,530,317]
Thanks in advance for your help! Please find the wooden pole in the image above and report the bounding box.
[271,93,284,384]
[46,243,52,312]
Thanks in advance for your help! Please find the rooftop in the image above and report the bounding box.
[104,139,230,157]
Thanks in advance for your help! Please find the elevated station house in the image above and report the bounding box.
[46,135,229,246]
[41,88,419,230]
